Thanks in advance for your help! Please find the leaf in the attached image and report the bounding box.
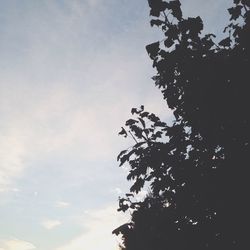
[125,193,134,197]
[119,155,128,167]
[155,131,163,138]
[112,223,131,235]
[127,170,137,181]
[232,24,241,38]
[140,111,150,118]
[148,113,160,123]
[150,19,165,27]
[164,37,175,48]
[168,0,182,21]
[242,0,250,7]
[146,41,160,59]
[131,108,137,114]
[155,121,167,127]
[143,128,153,136]
[148,0,168,17]
[130,125,143,139]
[130,178,145,193]
[206,33,216,38]
[165,25,179,40]
[228,6,243,20]
[179,16,204,37]
[138,117,146,128]
[202,34,216,49]
[223,23,233,33]
[126,119,138,126]
[119,149,137,167]
[118,127,127,137]
[117,149,128,161]
[193,16,203,34]
[133,141,146,148]
[219,37,231,47]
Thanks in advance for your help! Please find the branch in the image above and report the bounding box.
[243,4,248,12]
[128,130,138,144]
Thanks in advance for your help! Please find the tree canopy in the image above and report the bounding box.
[113,0,249,249]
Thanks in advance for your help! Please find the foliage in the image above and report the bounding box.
[113,0,249,249]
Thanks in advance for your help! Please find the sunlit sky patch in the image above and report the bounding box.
[0,0,231,249]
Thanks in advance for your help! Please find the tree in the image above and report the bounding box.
[113,0,249,249]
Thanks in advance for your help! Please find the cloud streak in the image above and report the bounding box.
[0,131,27,192]
[56,204,128,250]
[41,219,62,230]
[0,238,36,250]
[55,201,70,208]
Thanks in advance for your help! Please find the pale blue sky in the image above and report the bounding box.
[0,1,231,250]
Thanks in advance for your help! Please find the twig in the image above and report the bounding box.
[128,130,138,144]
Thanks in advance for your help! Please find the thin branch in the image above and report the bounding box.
[213,41,221,50]
[243,4,248,12]
[128,130,138,144]
[163,11,171,26]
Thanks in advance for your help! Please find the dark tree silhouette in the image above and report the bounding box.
[113,0,249,250]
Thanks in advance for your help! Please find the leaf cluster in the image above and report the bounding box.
[114,1,250,249]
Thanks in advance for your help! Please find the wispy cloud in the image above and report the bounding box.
[0,238,36,250]
[56,204,128,250]
[41,219,62,230]
[0,36,170,192]
[0,132,27,192]
[55,201,70,208]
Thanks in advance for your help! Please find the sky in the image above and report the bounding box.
[0,0,231,250]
